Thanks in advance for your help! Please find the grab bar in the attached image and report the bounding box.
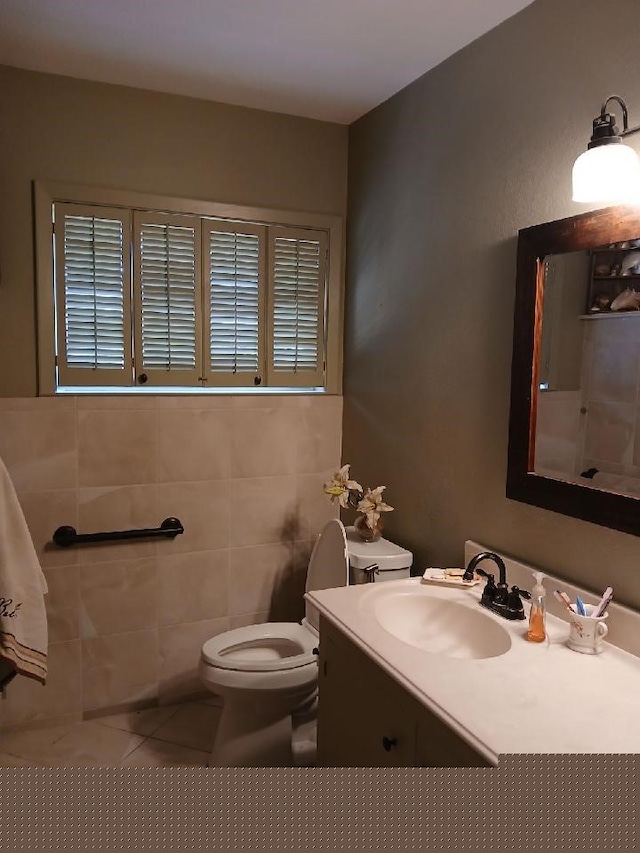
[52,517,184,548]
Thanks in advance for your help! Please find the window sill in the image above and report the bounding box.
[53,385,328,396]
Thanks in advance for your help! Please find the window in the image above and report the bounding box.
[35,182,343,394]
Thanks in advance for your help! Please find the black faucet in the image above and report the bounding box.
[463,551,529,621]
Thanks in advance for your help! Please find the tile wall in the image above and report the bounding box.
[579,315,640,480]
[0,394,341,731]
[534,390,582,478]
[535,315,640,495]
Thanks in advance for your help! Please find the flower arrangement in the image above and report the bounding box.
[323,464,393,540]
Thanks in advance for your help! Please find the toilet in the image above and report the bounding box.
[198,517,413,767]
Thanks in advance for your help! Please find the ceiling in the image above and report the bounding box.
[0,0,534,124]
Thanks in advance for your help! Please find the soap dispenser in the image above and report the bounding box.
[527,571,546,643]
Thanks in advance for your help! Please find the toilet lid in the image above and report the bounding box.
[201,622,318,672]
[304,518,349,633]
[305,518,349,595]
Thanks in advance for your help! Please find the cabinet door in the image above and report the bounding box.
[317,631,417,767]
[317,619,490,768]
[414,712,490,768]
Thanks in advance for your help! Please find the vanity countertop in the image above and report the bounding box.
[306,577,640,765]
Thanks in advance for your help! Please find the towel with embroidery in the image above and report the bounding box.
[0,455,48,686]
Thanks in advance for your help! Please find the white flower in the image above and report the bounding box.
[357,486,394,529]
[323,465,363,508]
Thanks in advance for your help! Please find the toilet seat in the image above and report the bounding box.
[202,622,317,673]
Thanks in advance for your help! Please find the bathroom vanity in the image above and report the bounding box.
[317,616,489,767]
[307,541,640,767]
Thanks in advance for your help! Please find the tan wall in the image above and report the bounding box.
[0,65,348,397]
[0,394,340,730]
[344,0,640,608]
[0,66,347,728]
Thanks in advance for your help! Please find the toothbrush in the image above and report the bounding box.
[559,591,573,609]
[575,596,586,616]
[592,587,613,618]
[554,590,573,611]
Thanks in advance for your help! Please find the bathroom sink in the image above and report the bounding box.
[364,587,512,659]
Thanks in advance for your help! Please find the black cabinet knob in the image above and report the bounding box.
[382,736,397,752]
[138,373,148,384]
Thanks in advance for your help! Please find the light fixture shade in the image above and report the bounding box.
[572,142,640,203]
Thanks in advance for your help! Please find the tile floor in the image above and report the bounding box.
[0,697,222,767]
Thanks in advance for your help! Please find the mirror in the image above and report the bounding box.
[507,204,640,536]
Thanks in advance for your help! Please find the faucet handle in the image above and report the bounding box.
[499,585,528,620]
[506,585,530,612]
[476,569,497,604]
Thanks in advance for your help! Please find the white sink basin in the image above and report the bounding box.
[364,587,512,659]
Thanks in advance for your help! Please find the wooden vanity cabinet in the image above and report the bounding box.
[316,617,490,768]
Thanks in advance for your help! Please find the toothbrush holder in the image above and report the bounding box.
[567,604,609,655]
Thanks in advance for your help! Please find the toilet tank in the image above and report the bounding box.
[345,526,413,584]
[303,519,414,633]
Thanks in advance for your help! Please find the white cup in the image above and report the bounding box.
[567,603,609,655]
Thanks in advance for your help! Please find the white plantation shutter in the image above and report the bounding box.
[44,190,336,393]
[54,203,132,386]
[268,226,327,386]
[133,212,202,386]
[203,221,266,386]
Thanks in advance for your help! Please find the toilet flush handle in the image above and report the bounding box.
[362,563,379,582]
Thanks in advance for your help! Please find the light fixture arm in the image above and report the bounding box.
[598,95,640,141]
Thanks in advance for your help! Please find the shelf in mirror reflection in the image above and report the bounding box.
[579,312,640,319]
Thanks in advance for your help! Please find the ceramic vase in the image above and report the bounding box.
[353,513,383,542]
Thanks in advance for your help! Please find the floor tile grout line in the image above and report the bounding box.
[0,700,219,766]
[0,721,83,760]
[145,702,184,737]
[138,731,214,752]
[89,700,185,737]
[124,735,210,764]
[122,733,148,761]
[120,733,151,764]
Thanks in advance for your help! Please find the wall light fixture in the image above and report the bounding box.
[572,95,640,203]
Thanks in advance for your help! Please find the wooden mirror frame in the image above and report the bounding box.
[507,204,640,537]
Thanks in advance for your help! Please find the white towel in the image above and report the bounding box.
[0,455,48,686]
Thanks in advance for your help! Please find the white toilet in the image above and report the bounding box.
[198,518,413,767]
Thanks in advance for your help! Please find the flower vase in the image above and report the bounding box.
[354,513,383,542]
